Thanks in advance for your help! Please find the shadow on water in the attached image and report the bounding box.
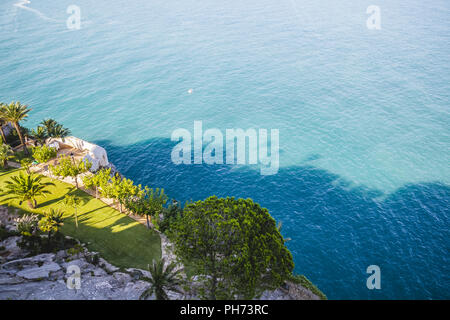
[95,138,450,300]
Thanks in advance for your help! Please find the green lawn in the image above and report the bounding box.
[0,168,161,270]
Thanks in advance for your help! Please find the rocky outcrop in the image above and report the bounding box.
[47,136,109,172]
[0,241,154,300]
[0,207,320,300]
[0,209,154,300]
[259,282,321,300]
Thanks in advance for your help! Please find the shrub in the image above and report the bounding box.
[32,145,57,163]
[0,224,16,241]
[15,214,39,237]
[159,200,183,233]
[67,243,84,257]
[38,209,64,235]
[17,235,42,255]
[15,214,41,254]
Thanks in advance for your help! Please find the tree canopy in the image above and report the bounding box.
[82,167,112,198]
[40,118,70,138]
[171,196,294,300]
[50,155,92,188]
[125,186,168,228]
[102,175,139,213]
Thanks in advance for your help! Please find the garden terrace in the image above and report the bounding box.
[0,167,162,270]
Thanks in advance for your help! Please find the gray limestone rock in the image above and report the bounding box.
[16,262,61,280]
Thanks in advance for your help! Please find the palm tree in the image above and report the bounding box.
[30,126,48,146]
[40,119,70,138]
[50,124,70,139]
[140,258,184,300]
[1,172,55,208]
[0,143,13,168]
[125,187,168,229]
[0,102,31,155]
[50,155,92,189]
[38,208,64,244]
[40,118,58,134]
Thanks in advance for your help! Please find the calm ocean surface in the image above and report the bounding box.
[1,0,449,299]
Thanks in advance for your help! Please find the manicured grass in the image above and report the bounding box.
[0,168,161,270]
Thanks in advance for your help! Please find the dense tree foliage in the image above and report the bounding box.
[0,101,31,155]
[30,126,48,146]
[102,175,139,213]
[125,186,168,228]
[172,196,294,299]
[159,200,183,233]
[32,145,57,163]
[50,155,92,188]
[40,118,71,138]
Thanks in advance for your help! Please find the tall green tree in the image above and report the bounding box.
[40,119,58,134]
[1,172,55,208]
[99,173,140,213]
[38,208,64,243]
[82,167,111,198]
[40,119,70,138]
[172,196,294,300]
[63,194,84,228]
[111,177,139,213]
[159,199,183,233]
[50,155,92,189]
[32,145,57,163]
[125,186,167,229]
[0,101,31,155]
[140,258,184,300]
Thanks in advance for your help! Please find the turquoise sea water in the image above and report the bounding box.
[1,0,449,299]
